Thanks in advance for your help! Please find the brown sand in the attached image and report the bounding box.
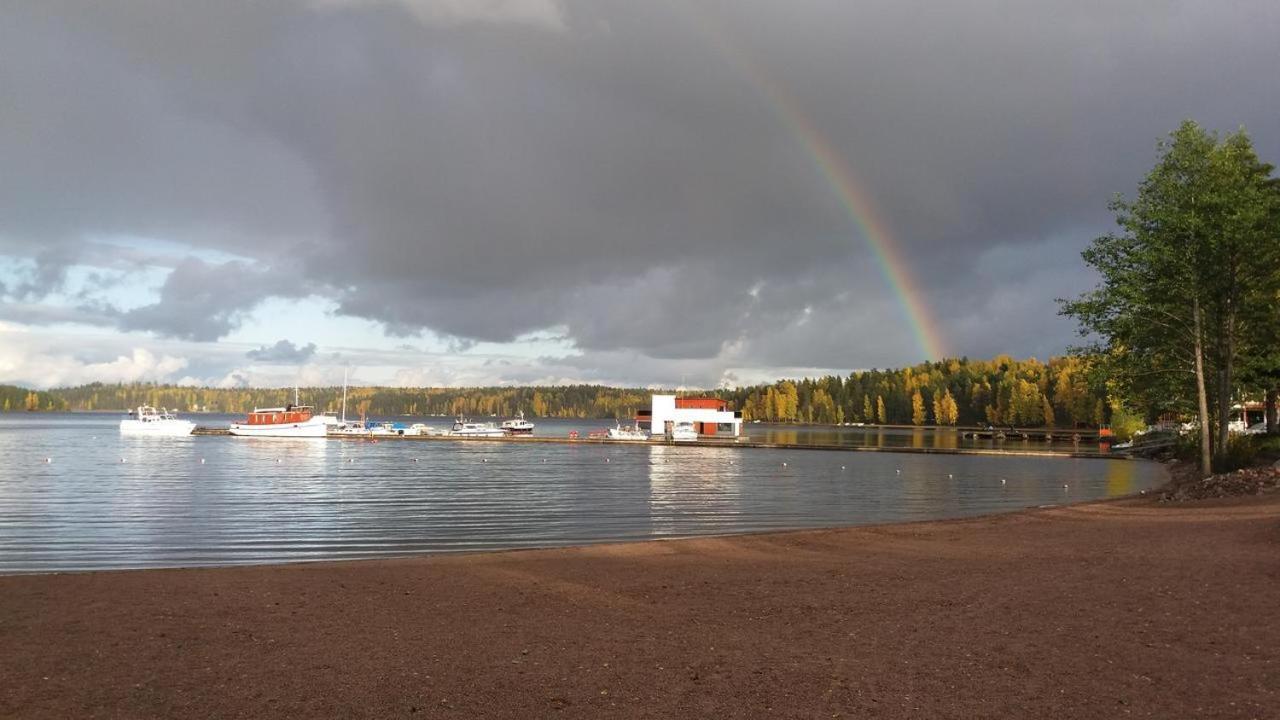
[2,496,1278,719]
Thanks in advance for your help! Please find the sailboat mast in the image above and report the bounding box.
[341,367,349,424]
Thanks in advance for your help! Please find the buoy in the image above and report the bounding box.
[1000,478,1006,485]
[782,462,788,467]
[1063,483,1069,489]
[542,458,547,463]
[347,458,354,463]
[275,458,281,463]
[896,469,901,475]
[948,474,953,479]
[119,458,126,463]
[412,458,419,462]
[841,465,846,470]
[605,457,610,463]
[45,457,52,464]
[200,458,205,464]
[483,458,489,463]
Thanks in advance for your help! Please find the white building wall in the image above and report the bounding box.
[650,394,742,437]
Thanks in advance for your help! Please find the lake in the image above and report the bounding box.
[0,413,1166,573]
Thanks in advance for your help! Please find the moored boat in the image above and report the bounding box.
[500,410,535,435]
[229,389,328,438]
[449,417,506,438]
[607,422,649,441]
[671,421,698,442]
[119,406,196,437]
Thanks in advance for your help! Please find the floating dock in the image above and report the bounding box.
[191,427,1122,460]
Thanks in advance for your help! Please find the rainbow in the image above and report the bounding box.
[671,3,946,360]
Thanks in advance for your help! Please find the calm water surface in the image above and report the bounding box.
[0,413,1165,573]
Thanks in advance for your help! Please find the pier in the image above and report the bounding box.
[191,426,1123,460]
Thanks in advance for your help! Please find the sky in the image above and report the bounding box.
[1,0,1278,389]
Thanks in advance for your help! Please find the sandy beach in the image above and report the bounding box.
[2,494,1277,719]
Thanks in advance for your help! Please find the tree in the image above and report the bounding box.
[863,396,873,424]
[1061,121,1280,474]
[911,390,927,426]
[876,395,886,425]
[934,389,959,426]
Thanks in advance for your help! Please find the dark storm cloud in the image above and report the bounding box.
[246,339,319,363]
[2,0,1277,371]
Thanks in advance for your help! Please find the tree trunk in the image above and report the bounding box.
[1193,299,1213,477]
[1267,386,1278,435]
[1216,313,1235,462]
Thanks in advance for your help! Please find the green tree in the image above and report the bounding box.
[1062,121,1280,474]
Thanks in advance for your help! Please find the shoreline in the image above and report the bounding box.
[3,492,1275,718]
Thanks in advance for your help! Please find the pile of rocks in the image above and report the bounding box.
[1159,464,1280,502]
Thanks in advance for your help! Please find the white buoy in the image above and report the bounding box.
[412,458,419,462]
[347,458,354,463]
[1000,478,1006,485]
[605,457,610,463]
[45,457,52,464]
[896,469,901,475]
[200,458,205,464]
[782,462,788,467]
[948,474,953,479]
[1063,483,1069,489]
[542,458,547,463]
[483,458,488,463]
[275,458,281,463]
[841,465,846,470]
[119,458,126,463]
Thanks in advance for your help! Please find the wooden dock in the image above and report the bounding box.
[191,427,1122,460]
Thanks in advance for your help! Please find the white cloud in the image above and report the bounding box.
[0,338,189,388]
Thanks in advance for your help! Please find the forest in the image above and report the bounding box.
[0,354,1108,428]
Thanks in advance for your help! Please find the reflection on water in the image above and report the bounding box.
[0,414,1167,572]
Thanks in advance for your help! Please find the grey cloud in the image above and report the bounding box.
[2,0,1277,372]
[117,258,292,341]
[246,339,318,363]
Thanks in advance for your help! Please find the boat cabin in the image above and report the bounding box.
[243,405,314,425]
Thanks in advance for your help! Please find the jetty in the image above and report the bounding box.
[191,426,1122,460]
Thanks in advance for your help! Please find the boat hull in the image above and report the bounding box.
[228,419,328,438]
[119,420,195,437]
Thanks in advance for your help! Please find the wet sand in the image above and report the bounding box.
[2,495,1277,719]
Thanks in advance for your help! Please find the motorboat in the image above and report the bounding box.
[119,406,195,436]
[449,417,506,438]
[607,422,649,441]
[500,410,535,435]
[330,420,373,437]
[403,423,445,437]
[229,388,328,438]
[671,421,698,442]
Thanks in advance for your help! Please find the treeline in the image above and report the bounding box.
[0,382,655,420]
[0,386,67,412]
[2,354,1107,428]
[726,355,1102,427]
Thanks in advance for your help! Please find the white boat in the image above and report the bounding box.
[449,417,506,438]
[607,422,649,441]
[331,421,373,437]
[671,421,698,442]
[500,410,535,435]
[119,406,195,437]
[319,412,341,427]
[229,388,328,438]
